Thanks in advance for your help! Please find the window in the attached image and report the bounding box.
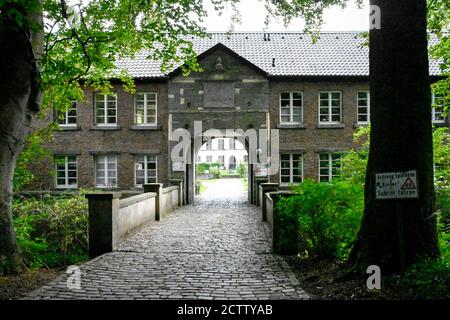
[95,94,117,125]
[135,93,157,125]
[55,155,77,188]
[218,139,225,150]
[319,153,342,182]
[197,156,202,163]
[357,91,370,124]
[229,138,235,150]
[57,101,77,126]
[244,155,249,163]
[280,92,303,124]
[206,155,213,163]
[218,156,225,165]
[319,92,342,124]
[135,155,157,186]
[280,154,303,184]
[206,141,212,150]
[432,93,445,124]
[95,155,117,187]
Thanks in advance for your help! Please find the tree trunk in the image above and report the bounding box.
[348,0,440,275]
[0,3,43,275]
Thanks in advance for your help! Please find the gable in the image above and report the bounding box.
[169,43,268,80]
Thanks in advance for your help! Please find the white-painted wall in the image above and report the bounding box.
[197,138,248,169]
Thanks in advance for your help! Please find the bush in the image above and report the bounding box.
[237,163,248,178]
[436,188,450,231]
[209,166,221,179]
[13,192,89,269]
[197,162,221,174]
[402,230,450,300]
[276,180,364,261]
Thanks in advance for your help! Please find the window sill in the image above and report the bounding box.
[353,122,370,129]
[130,124,162,131]
[90,125,121,131]
[58,125,81,131]
[55,186,78,189]
[317,123,345,129]
[277,123,307,129]
[432,122,448,128]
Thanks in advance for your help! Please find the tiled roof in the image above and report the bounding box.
[115,32,443,79]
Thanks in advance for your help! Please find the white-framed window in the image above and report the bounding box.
[280,92,303,124]
[134,92,157,125]
[319,91,342,124]
[206,141,212,150]
[95,155,117,187]
[357,91,370,124]
[55,155,77,188]
[280,154,303,185]
[218,156,225,165]
[197,156,202,163]
[57,101,77,126]
[206,155,213,163]
[244,155,249,163]
[319,153,342,182]
[95,94,117,125]
[432,93,445,124]
[135,155,157,186]
[229,138,235,150]
[218,139,225,150]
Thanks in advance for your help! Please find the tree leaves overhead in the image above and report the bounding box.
[0,0,364,115]
[39,0,215,112]
[428,0,450,114]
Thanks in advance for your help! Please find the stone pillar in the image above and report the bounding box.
[170,179,183,206]
[259,183,279,221]
[254,178,269,206]
[86,192,121,259]
[144,183,163,221]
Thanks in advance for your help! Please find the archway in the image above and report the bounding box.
[195,137,248,201]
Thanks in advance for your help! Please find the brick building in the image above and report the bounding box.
[30,32,447,203]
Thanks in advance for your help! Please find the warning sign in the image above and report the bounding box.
[376,170,418,199]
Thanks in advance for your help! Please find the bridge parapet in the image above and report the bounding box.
[86,183,182,258]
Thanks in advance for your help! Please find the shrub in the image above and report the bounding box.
[197,162,221,174]
[13,192,89,269]
[276,180,364,261]
[209,166,221,179]
[402,229,450,300]
[436,188,450,231]
[237,163,248,178]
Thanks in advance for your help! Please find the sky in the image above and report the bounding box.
[201,0,370,32]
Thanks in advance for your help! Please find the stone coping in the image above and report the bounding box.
[162,186,179,194]
[119,192,157,209]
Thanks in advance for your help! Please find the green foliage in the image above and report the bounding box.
[428,0,450,115]
[197,162,221,174]
[237,162,248,178]
[341,126,450,190]
[436,188,450,232]
[13,126,53,191]
[402,226,450,300]
[340,125,370,186]
[13,192,89,269]
[13,214,49,269]
[209,166,222,179]
[433,128,450,189]
[276,179,364,261]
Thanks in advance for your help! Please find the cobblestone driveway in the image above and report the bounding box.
[25,179,308,300]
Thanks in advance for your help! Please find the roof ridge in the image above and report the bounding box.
[205,31,366,34]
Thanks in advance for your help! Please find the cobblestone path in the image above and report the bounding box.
[25,179,309,300]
